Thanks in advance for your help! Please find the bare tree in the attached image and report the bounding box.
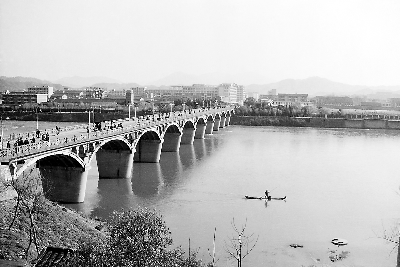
[377,221,400,266]
[224,218,259,267]
[7,167,47,260]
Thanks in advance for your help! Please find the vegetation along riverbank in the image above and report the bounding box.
[0,170,208,266]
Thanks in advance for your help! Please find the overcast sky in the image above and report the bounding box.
[1,0,399,86]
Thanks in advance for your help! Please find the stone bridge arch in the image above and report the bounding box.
[133,129,163,163]
[194,117,207,139]
[181,120,196,144]
[161,123,182,152]
[31,151,89,203]
[94,137,135,180]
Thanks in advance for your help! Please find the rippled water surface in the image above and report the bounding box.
[62,126,400,266]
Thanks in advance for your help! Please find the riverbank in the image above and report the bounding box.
[0,196,105,266]
[230,115,400,130]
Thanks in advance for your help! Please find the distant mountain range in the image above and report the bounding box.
[246,77,400,98]
[1,75,400,99]
[54,76,121,88]
[150,71,268,86]
[0,76,65,92]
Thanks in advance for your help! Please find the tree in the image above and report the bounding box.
[244,97,256,107]
[5,168,48,262]
[75,208,206,267]
[224,219,258,267]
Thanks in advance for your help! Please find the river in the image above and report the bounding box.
[7,120,399,266]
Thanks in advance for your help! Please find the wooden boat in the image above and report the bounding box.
[245,195,286,200]
[331,238,348,247]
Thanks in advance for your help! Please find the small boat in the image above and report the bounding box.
[331,238,348,247]
[245,195,286,200]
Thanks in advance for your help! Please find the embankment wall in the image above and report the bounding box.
[231,116,400,130]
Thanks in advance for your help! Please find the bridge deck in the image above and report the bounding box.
[0,107,232,163]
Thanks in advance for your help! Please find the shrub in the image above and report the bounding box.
[75,208,206,267]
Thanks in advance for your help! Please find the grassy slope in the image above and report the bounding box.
[0,197,105,265]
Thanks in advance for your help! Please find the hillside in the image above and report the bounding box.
[91,82,141,90]
[246,77,400,97]
[0,76,65,92]
[54,76,120,88]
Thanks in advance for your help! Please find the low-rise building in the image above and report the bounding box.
[2,92,48,105]
[274,93,311,107]
[105,89,127,99]
[51,89,85,100]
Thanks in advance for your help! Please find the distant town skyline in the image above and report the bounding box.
[1,0,400,86]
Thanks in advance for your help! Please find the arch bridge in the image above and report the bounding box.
[0,107,234,203]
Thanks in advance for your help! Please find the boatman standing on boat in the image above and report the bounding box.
[265,190,271,200]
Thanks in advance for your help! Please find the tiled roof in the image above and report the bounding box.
[34,247,75,267]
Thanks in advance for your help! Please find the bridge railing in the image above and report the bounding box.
[0,107,233,162]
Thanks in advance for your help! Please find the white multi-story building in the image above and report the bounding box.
[217,83,239,104]
[27,85,54,98]
[236,85,246,105]
[182,84,219,100]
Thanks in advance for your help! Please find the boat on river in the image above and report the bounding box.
[245,195,286,200]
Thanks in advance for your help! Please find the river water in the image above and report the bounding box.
[7,121,399,266]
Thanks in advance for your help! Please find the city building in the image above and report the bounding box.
[126,89,134,105]
[51,89,85,100]
[217,83,239,104]
[236,85,246,105]
[104,89,127,99]
[26,85,54,98]
[85,87,105,99]
[314,96,354,107]
[2,91,48,105]
[182,84,219,100]
[274,93,311,107]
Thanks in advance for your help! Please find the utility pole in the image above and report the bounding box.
[88,109,91,138]
[1,115,3,150]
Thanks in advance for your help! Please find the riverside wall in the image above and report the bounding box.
[231,116,400,130]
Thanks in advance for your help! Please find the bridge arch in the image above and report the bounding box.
[213,113,222,131]
[162,124,182,152]
[134,129,163,163]
[181,120,196,144]
[94,137,135,180]
[34,151,89,203]
[194,117,207,139]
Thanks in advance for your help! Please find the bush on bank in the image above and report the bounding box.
[74,208,207,267]
[230,116,306,127]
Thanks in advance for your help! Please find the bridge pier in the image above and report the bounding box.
[213,118,221,131]
[225,115,231,126]
[96,149,134,179]
[181,128,195,144]
[39,166,88,203]
[220,116,226,128]
[162,133,182,152]
[206,120,214,134]
[195,124,206,139]
[134,140,163,163]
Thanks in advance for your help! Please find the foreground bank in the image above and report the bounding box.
[0,182,207,266]
[230,115,400,129]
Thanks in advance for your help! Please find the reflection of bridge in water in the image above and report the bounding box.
[0,107,234,203]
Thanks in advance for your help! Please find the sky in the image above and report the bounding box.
[1,0,400,86]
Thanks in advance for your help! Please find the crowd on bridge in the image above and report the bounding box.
[0,106,231,158]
